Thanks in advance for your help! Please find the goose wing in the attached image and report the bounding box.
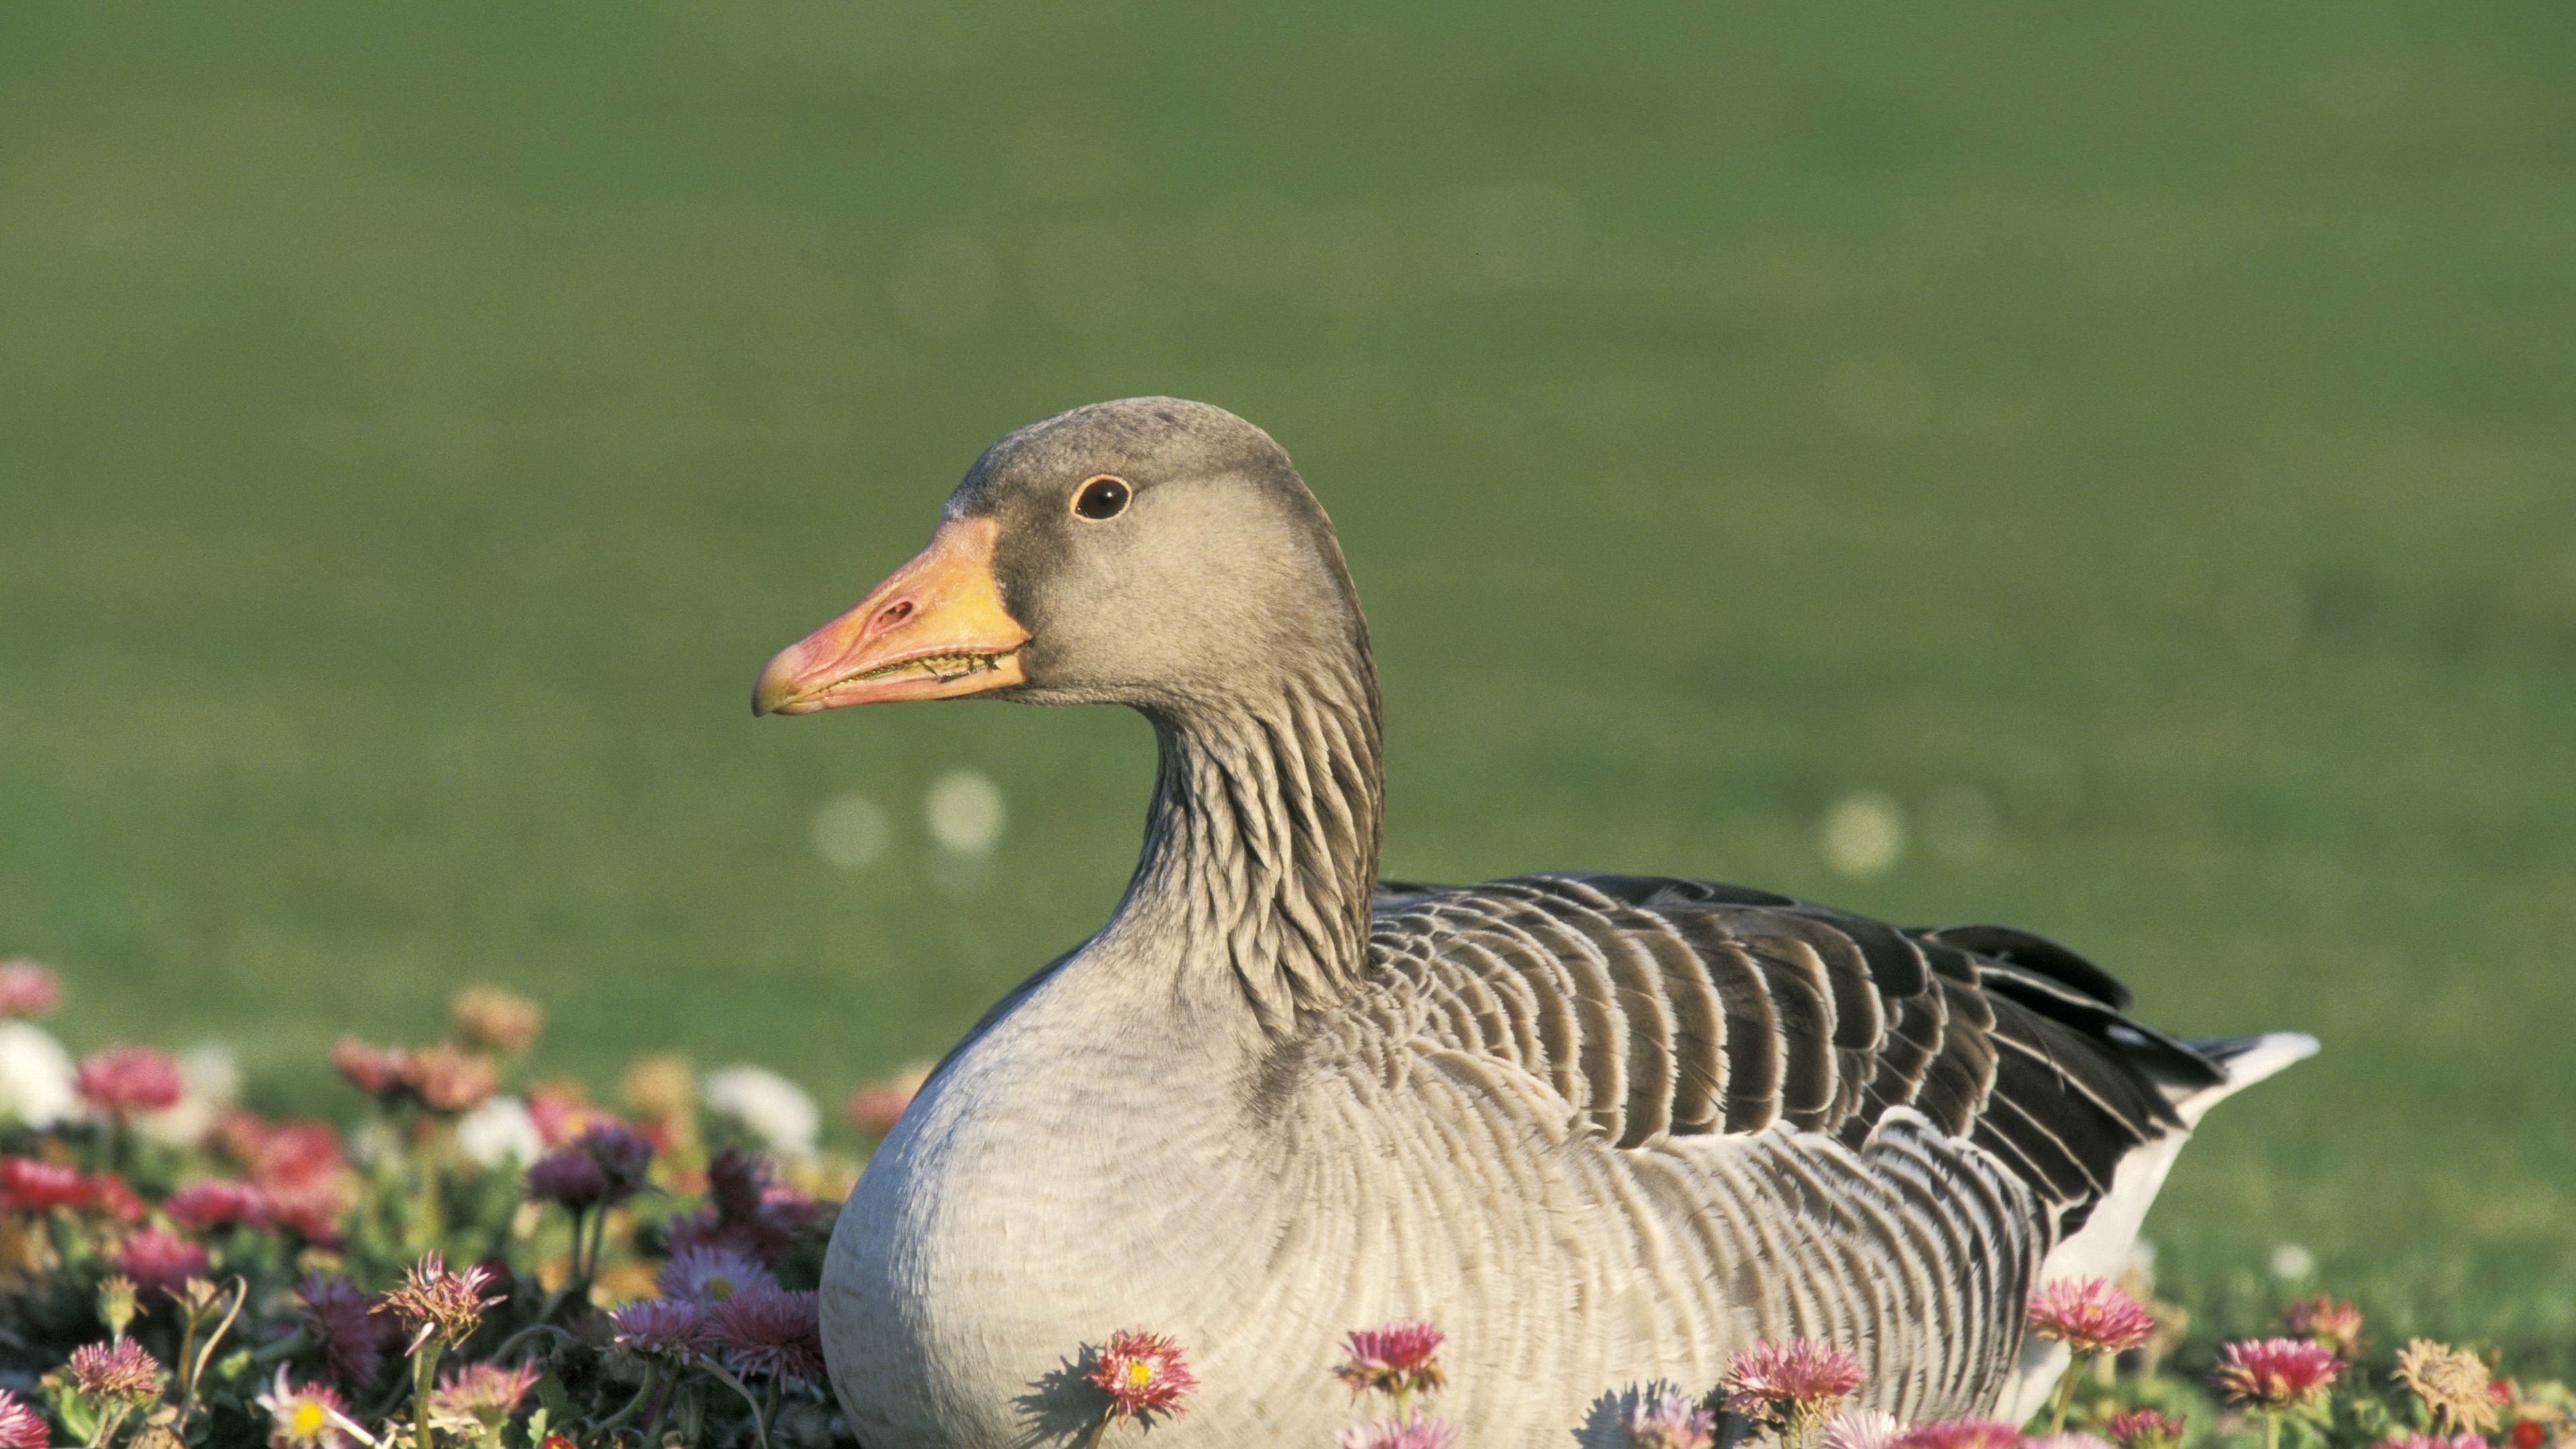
[1364,872,2224,1234]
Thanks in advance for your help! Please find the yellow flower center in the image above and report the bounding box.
[1126,1362,1155,1389]
[289,1402,327,1438]
[706,1275,736,1301]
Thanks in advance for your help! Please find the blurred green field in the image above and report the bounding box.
[4,0,2572,1358]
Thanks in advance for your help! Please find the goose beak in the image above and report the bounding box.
[753,517,1032,716]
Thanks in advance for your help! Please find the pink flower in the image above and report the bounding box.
[659,1244,776,1305]
[1724,1338,1866,1423]
[2025,1277,2157,1356]
[294,1272,394,1392]
[2214,1338,2342,1412]
[0,960,61,1020]
[256,1371,356,1449]
[0,1387,48,1449]
[74,1045,182,1120]
[428,1361,539,1423]
[375,1253,501,1353]
[331,1042,498,1114]
[164,1179,269,1233]
[1084,1328,1197,1423]
[1336,1320,1447,1399]
[2284,1297,2364,1358]
[2107,1408,2186,1449]
[86,1174,145,1224]
[845,1065,928,1136]
[0,1157,92,1213]
[112,1227,211,1299]
[1340,1415,1462,1449]
[523,1147,608,1208]
[1893,1421,2025,1449]
[68,1338,166,1405]
[2378,1437,2489,1449]
[1828,1409,1907,1449]
[609,1299,710,1360]
[705,1283,825,1385]
[1626,1385,1717,1449]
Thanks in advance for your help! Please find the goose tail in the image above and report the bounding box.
[2173,1031,2319,1125]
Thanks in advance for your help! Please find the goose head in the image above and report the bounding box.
[753,398,1369,720]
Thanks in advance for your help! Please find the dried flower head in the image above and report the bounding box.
[95,1275,139,1340]
[2025,1277,2157,1356]
[1626,1385,1718,1449]
[1827,1409,1906,1449]
[163,1179,268,1234]
[449,987,544,1055]
[294,1272,394,1391]
[376,1253,500,1354]
[1724,1338,1866,1424]
[0,961,61,1020]
[609,1298,710,1360]
[0,1386,48,1449]
[659,1243,776,1305]
[69,1338,167,1405]
[2394,1340,2500,1436]
[428,1360,539,1426]
[256,1370,357,1449]
[111,1227,210,1299]
[74,1045,183,1120]
[2377,1436,2489,1449]
[0,1156,92,1213]
[2284,1297,2365,1359]
[1336,1321,1447,1401]
[1892,1421,2025,1449]
[1339,1415,1462,1449]
[400,1043,499,1115]
[1085,1328,1197,1424]
[621,1053,697,1122]
[2107,1408,2186,1449]
[2214,1338,2342,1413]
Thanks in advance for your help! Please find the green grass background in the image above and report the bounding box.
[4,0,2571,1357]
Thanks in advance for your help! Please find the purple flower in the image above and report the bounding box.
[705,1283,825,1385]
[523,1148,609,1209]
[294,1271,394,1391]
[609,1299,710,1361]
[1627,1385,1717,1449]
[658,1243,776,1306]
[1339,1415,1461,1449]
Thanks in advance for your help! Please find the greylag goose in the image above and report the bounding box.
[753,398,2314,1448]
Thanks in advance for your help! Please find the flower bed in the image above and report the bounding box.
[1,959,2567,1449]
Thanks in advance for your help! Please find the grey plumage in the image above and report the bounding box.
[765,398,2314,1446]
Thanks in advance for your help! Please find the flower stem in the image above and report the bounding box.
[590,1362,660,1434]
[1077,1417,1113,1449]
[2263,1410,2282,1449]
[411,1336,443,1449]
[2046,1351,2090,1434]
[704,1362,773,1449]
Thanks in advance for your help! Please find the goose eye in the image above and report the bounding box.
[1072,476,1131,521]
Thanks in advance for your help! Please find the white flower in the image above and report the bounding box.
[703,1065,819,1157]
[137,1042,244,1147]
[0,1020,77,1128]
[456,1096,545,1168]
[1826,1409,1905,1449]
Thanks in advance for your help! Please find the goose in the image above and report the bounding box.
[753,398,2314,1448]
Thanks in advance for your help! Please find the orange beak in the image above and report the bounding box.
[752,517,1032,716]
